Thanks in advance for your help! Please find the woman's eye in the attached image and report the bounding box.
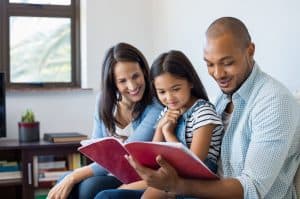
[132,74,140,80]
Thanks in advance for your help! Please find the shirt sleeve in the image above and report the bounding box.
[126,99,163,143]
[90,162,109,176]
[235,92,300,198]
[191,102,223,132]
[91,93,108,139]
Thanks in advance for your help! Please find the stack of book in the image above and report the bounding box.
[33,153,84,188]
[0,160,22,181]
[43,132,88,143]
[34,155,68,188]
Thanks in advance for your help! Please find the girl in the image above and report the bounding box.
[94,50,223,199]
[141,50,224,199]
[47,43,163,199]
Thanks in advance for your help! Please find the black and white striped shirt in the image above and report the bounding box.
[159,99,224,163]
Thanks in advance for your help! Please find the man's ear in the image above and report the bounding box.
[247,43,255,59]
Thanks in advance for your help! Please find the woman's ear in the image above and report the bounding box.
[189,82,194,89]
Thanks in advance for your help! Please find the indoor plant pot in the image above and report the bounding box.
[18,110,40,142]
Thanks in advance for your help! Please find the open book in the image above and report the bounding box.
[78,137,218,184]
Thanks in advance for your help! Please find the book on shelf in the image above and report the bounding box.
[43,132,88,143]
[38,160,66,170]
[0,171,22,180]
[33,155,68,187]
[34,189,49,199]
[0,160,20,172]
[68,153,82,170]
[78,137,218,184]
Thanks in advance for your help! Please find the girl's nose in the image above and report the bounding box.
[166,92,174,101]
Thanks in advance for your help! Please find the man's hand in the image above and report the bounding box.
[126,154,180,193]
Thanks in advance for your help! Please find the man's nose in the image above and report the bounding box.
[214,66,225,79]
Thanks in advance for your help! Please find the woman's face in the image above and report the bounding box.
[114,61,146,105]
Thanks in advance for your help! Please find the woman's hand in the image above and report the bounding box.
[47,166,94,199]
[47,174,75,199]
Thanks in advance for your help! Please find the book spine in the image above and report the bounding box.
[33,156,38,187]
[43,134,53,142]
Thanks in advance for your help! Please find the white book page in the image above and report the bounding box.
[79,137,121,147]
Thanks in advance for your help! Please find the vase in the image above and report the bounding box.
[18,122,40,142]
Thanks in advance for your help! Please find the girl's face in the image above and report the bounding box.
[154,72,194,110]
[114,61,146,105]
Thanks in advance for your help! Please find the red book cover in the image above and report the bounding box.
[78,137,141,184]
[78,137,218,184]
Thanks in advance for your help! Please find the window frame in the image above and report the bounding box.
[0,0,81,89]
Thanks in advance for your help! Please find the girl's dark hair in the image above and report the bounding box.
[150,50,209,101]
[100,42,153,135]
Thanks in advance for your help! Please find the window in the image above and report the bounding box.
[0,0,80,89]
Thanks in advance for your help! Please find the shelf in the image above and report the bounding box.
[0,178,22,186]
[0,139,84,198]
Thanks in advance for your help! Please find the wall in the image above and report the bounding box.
[5,0,300,139]
[5,0,153,139]
[152,0,300,98]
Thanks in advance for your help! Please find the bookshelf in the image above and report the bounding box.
[0,139,88,199]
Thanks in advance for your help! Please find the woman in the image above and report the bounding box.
[47,42,163,199]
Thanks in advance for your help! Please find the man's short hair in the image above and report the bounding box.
[206,17,252,49]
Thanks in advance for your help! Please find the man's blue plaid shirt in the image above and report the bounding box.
[215,63,300,198]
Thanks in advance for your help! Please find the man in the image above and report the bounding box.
[95,17,300,199]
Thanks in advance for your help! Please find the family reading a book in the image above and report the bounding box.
[48,17,300,199]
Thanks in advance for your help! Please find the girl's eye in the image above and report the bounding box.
[173,87,180,91]
[157,90,165,94]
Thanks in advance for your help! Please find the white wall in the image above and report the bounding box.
[152,0,300,98]
[5,0,154,139]
[5,0,300,139]
[84,0,154,90]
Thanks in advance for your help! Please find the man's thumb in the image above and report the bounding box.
[156,155,168,167]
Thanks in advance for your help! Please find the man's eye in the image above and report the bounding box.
[223,61,234,66]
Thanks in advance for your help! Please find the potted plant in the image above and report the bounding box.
[18,109,40,142]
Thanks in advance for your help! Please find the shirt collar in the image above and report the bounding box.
[222,61,261,102]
